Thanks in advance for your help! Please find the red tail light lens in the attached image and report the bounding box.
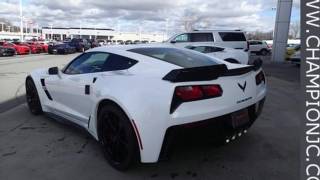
[201,85,223,97]
[175,86,203,101]
[255,71,265,85]
[171,84,223,113]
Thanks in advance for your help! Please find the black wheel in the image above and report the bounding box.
[260,49,268,56]
[25,77,43,115]
[224,58,240,64]
[98,104,139,171]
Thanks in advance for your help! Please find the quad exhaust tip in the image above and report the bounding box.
[225,129,248,143]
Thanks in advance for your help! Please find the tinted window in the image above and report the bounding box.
[128,48,218,68]
[64,52,137,74]
[174,34,190,42]
[219,32,246,41]
[64,52,109,74]
[103,54,138,71]
[190,33,214,42]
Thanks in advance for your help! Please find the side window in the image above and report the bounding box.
[174,34,190,42]
[64,52,110,74]
[219,32,247,41]
[103,54,138,71]
[190,33,214,42]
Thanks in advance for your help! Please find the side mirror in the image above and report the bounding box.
[48,67,59,75]
[170,40,176,44]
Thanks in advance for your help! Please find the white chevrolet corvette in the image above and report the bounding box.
[26,44,266,170]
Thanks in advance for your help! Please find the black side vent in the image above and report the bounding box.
[40,78,53,100]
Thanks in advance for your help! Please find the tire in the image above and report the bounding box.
[260,49,268,56]
[224,58,240,64]
[25,77,43,115]
[98,104,139,171]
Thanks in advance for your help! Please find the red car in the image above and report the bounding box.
[39,42,49,53]
[0,41,30,55]
[13,42,41,54]
[27,42,44,53]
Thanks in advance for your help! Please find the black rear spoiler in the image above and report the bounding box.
[163,59,262,83]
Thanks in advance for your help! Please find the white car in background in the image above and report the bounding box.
[25,44,266,170]
[185,44,249,64]
[249,40,271,56]
[166,30,250,53]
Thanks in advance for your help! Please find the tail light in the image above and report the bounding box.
[175,86,203,101]
[255,71,265,85]
[170,84,223,113]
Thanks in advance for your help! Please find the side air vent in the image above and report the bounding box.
[40,78,53,100]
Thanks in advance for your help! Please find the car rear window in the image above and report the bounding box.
[190,33,214,42]
[128,47,218,68]
[219,32,247,41]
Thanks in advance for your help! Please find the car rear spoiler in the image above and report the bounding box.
[163,59,262,82]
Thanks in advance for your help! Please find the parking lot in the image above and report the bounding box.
[0,54,300,180]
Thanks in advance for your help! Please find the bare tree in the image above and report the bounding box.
[181,16,198,31]
[290,21,300,39]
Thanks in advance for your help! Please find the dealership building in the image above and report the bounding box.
[41,27,165,42]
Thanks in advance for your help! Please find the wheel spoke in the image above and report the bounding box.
[102,112,130,164]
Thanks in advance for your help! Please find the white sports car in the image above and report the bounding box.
[185,44,249,64]
[26,44,266,170]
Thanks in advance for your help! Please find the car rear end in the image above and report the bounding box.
[160,64,266,159]
[127,46,266,162]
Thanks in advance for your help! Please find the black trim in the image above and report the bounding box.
[163,64,260,83]
[40,79,53,100]
[44,90,53,100]
[40,79,45,86]
[93,77,97,83]
[163,64,228,82]
[85,85,90,95]
[88,115,91,128]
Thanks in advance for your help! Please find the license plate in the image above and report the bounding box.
[230,109,249,128]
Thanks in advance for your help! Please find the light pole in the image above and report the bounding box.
[165,18,169,40]
[19,0,23,41]
[49,23,53,40]
[80,21,82,39]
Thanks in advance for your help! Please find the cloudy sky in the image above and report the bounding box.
[0,0,300,34]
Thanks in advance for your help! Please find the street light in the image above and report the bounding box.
[49,24,53,40]
[19,0,23,41]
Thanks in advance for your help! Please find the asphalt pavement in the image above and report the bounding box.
[0,53,300,180]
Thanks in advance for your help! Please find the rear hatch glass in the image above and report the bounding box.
[128,47,219,68]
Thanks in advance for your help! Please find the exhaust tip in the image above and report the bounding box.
[226,139,230,143]
[231,135,236,140]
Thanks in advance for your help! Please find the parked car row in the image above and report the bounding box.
[48,38,99,55]
[0,40,49,56]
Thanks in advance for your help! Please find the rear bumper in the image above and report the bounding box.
[159,97,265,160]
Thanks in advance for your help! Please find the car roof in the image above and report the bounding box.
[86,43,175,52]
